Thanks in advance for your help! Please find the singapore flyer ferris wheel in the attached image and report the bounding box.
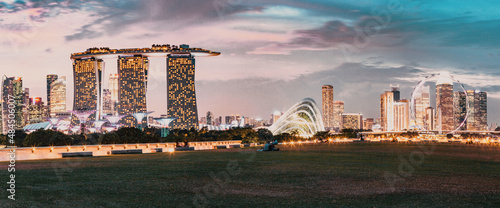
[410,73,470,134]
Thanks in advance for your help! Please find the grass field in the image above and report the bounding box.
[1,142,499,207]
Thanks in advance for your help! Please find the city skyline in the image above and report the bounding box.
[1,0,500,124]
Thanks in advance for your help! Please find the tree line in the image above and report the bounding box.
[0,127,278,147]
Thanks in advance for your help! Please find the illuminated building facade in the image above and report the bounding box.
[49,76,66,117]
[2,76,14,134]
[322,85,334,130]
[46,74,58,115]
[453,91,467,130]
[425,107,434,130]
[364,118,374,130]
[167,54,198,129]
[13,77,24,130]
[465,90,487,131]
[117,55,149,127]
[394,99,410,131]
[414,85,430,128]
[380,91,394,131]
[108,73,119,114]
[436,82,453,132]
[72,58,103,123]
[333,101,344,130]
[109,74,119,102]
[1,76,25,133]
[71,44,220,129]
[27,104,47,124]
[478,91,487,130]
[102,89,112,115]
[341,113,363,130]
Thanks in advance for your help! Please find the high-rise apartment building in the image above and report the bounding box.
[414,85,430,129]
[478,91,487,130]
[436,80,453,132]
[73,58,103,123]
[27,104,46,124]
[394,99,410,131]
[465,90,487,131]
[12,77,24,130]
[341,113,363,130]
[322,85,334,130]
[380,91,394,131]
[1,76,25,133]
[453,91,467,130]
[22,87,29,126]
[49,76,66,117]
[117,55,149,127]
[46,74,58,115]
[333,101,344,130]
[166,54,198,129]
[2,76,14,134]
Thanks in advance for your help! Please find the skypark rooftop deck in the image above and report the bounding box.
[70,44,221,59]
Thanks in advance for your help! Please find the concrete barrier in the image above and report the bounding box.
[0,140,242,161]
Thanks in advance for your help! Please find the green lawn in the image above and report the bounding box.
[1,142,499,207]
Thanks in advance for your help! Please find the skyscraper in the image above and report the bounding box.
[391,85,400,102]
[425,107,434,130]
[414,85,430,129]
[166,54,198,129]
[436,79,453,132]
[465,90,487,131]
[206,111,214,126]
[393,99,410,131]
[12,77,24,130]
[117,55,149,127]
[2,76,14,134]
[333,101,344,130]
[109,73,119,114]
[380,91,394,131]
[1,76,24,133]
[49,76,66,117]
[453,91,466,130]
[478,91,487,130]
[322,85,333,130]
[22,87,29,126]
[46,74,58,115]
[73,58,103,122]
[102,89,112,115]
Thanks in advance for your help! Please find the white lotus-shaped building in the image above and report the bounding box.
[268,98,325,137]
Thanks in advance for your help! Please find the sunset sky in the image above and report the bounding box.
[1,0,499,124]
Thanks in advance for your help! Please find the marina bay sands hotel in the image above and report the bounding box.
[71,44,220,129]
